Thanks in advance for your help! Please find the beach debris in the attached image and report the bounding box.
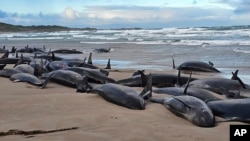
[0,127,78,137]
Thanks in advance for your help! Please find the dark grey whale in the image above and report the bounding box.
[14,64,34,74]
[207,98,250,123]
[10,73,43,86]
[189,77,245,98]
[0,68,21,78]
[41,69,89,92]
[150,71,215,127]
[172,57,220,73]
[51,49,83,54]
[34,52,63,61]
[150,95,215,127]
[0,57,31,64]
[117,70,196,87]
[177,61,220,72]
[63,67,115,83]
[153,71,223,102]
[86,74,152,110]
[0,64,35,78]
[94,48,111,53]
[116,70,146,87]
[153,87,224,102]
[46,61,69,71]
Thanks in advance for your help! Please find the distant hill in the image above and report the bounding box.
[0,22,96,32]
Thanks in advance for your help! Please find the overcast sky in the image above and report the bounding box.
[0,0,250,28]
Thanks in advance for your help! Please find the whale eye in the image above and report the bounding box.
[202,109,208,114]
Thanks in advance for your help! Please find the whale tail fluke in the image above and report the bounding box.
[76,76,92,93]
[139,73,152,100]
[40,73,54,89]
[137,70,147,87]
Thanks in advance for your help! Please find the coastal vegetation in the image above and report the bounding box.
[0,22,96,32]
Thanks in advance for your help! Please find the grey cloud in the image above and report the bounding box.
[234,0,250,14]
[217,0,250,13]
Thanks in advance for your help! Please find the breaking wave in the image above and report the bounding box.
[0,25,250,46]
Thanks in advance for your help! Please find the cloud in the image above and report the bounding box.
[0,3,249,28]
[62,7,80,19]
[69,6,235,28]
[85,6,174,23]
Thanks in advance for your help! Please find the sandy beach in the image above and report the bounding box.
[0,67,247,141]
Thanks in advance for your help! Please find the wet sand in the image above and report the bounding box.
[2,39,250,84]
[0,68,247,141]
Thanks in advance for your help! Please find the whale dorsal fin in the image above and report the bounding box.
[87,52,92,65]
[208,61,214,66]
[231,70,246,89]
[83,57,86,63]
[51,52,55,61]
[105,58,111,69]
[183,71,192,95]
[172,55,176,69]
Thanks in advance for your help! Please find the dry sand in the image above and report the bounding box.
[0,69,246,141]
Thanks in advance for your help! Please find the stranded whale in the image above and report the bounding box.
[150,95,215,127]
[85,74,152,110]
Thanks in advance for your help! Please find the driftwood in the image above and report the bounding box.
[0,127,78,137]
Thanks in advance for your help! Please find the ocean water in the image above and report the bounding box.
[0,26,250,83]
